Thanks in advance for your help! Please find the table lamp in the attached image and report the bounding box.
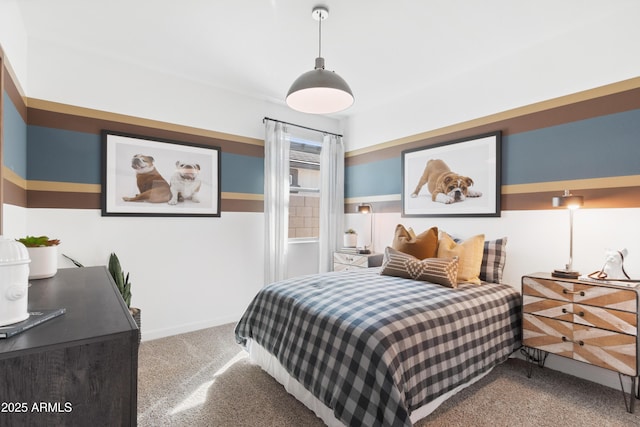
[357,203,373,254]
[551,190,584,279]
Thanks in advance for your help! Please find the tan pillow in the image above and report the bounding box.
[380,247,458,288]
[392,224,438,260]
[437,233,484,284]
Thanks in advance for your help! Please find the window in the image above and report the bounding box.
[288,134,321,240]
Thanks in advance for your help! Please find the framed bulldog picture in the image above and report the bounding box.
[401,131,501,217]
[101,130,221,217]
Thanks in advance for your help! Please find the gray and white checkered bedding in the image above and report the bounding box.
[235,268,521,427]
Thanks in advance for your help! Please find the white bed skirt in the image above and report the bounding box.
[247,338,495,426]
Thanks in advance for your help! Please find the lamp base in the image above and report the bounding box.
[552,269,580,279]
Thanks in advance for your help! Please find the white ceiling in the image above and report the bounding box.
[14,0,638,117]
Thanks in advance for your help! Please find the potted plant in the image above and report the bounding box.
[343,229,358,248]
[108,253,141,343]
[16,235,60,279]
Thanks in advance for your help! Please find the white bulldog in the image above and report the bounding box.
[168,161,202,205]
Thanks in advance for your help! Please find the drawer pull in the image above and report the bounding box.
[562,336,584,346]
[562,289,585,296]
[561,308,585,317]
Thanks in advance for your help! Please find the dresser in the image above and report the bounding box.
[0,267,139,426]
[333,251,384,271]
[522,272,639,412]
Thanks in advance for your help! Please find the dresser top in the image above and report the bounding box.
[524,272,640,291]
[0,266,137,358]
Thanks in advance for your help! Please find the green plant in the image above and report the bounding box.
[16,235,60,247]
[345,229,357,234]
[108,253,132,308]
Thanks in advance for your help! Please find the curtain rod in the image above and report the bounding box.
[263,117,343,138]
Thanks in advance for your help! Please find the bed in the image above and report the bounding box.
[235,263,521,426]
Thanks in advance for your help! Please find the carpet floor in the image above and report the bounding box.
[138,322,640,426]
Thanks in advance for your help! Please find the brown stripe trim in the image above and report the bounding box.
[221,198,263,213]
[23,187,637,212]
[4,179,27,208]
[25,189,265,212]
[27,100,265,158]
[345,186,640,214]
[503,187,640,211]
[27,190,101,209]
[346,80,640,166]
[345,200,401,214]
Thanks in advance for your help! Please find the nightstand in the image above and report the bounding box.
[333,251,383,272]
[521,272,639,412]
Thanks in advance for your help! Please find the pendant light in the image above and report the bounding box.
[286,6,354,115]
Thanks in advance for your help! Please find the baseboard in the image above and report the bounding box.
[514,348,623,390]
[141,315,239,342]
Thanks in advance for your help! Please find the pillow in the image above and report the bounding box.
[437,233,484,284]
[392,224,438,260]
[380,247,458,288]
[480,237,508,284]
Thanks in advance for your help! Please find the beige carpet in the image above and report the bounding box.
[138,323,640,426]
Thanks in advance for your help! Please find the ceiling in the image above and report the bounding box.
[14,0,636,117]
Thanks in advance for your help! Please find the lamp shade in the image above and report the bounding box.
[552,190,583,210]
[357,203,372,214]
[286,58,354,114]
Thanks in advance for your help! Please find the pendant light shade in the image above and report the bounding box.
[286,7,354,114]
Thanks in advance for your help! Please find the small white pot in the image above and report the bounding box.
[27,246,59,280]
[343,233,357,248]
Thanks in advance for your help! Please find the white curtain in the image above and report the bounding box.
[318,133,345,273]
[264,121,290,285]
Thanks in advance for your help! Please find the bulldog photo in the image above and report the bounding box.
[410,158,482,204]
[122,154,172,203]
[168,161,202,205]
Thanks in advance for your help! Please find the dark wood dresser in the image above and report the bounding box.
[0,267,139,426]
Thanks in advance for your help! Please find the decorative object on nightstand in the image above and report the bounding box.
[551,190,583,279]
[357,203,374,254]
[343,229,358,249]
[588,248,632,281]
[333,251,383,272]
[521,272,639,413]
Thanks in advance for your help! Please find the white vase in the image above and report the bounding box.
[0,237,30,326]
[27,246,59,279]
[343,234,357,248]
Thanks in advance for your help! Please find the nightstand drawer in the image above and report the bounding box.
[334,252,369,268]
[333,252,384,272]
[524,295,637,335]
[523,313,637,376]
[523,276,637,313]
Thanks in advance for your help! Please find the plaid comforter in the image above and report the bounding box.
[235,269,521,427]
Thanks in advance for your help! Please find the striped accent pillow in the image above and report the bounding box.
[480,237,508,284]
[380,247,459,288]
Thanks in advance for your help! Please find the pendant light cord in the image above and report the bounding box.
[318,13,322,58]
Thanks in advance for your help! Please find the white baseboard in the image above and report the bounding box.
[140,315,239,342]
[515,348,625,391]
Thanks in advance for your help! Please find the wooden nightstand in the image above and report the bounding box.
[333,251,383,272]
[521,272,639,412]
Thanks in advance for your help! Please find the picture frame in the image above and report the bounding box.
[402,131,501,217]
[101,130,221,217]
